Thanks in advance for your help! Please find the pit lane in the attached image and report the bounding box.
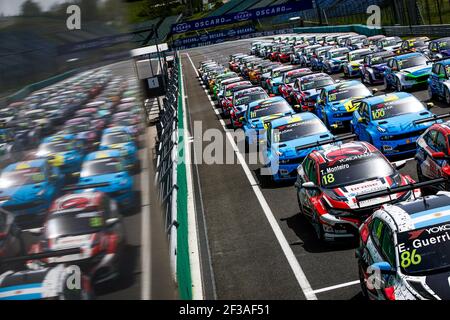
[181,37,446,300]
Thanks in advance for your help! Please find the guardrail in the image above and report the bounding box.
[153,53,193,300]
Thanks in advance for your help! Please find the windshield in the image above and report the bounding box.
[0,167,45,187]
[235,92,267,106]
[349,52,368,61]
[273,119,328,143]
[370,55,391,65]
[330,50,347,58]
[397,221,450,275]
[438,40,450,50]
[114,118,137,126]
[370,97,425,120]
[398,56,428,69]
[249,101,291,119]
[81,157,124,177]
[285,72,308,84]
[328,85,371,102]
[319,152,394,188]
[65,123,91,133]
[38,142,73,155]
[382,39,398,47]
[301,78,334,91]
[46,211,104,238]
[102,133,130,145]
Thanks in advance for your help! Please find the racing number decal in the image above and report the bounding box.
[90,217,103,228]
[372,109,385,120]
[400,249,422,268]
[322,173,335,185]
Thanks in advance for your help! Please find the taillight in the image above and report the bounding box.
[384,286,396,300]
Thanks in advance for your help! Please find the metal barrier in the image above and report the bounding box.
[153,55,180,283]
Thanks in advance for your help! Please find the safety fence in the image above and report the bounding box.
[152,53,192,300]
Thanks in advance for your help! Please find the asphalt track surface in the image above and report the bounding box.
[181,38,450,300]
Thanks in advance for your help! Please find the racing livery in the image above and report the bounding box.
[428,59,450,104]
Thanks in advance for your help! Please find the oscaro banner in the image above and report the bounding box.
[170,1,313,35]
[172,26,255,49]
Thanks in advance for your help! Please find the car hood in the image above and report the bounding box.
[0,183,46,203]
[48,233,96,262]
[250,112,293,129]
[330,96,366,112]
[276,133,333,158]
[399,65,432,77]
[79,172,127,191]
[270,76,283,84]
[375,112,434,132]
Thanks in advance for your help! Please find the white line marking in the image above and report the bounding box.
[180,56,205,300]
[185,52,318,300]
[312,280,360,294]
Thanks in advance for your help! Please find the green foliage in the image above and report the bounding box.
[20,0,42,17]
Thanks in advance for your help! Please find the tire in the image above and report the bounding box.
[395,78,403,92]
[358,263,369,299]
[296,192,303,215]
[427,85,436,101]
[312,211,325,241]
[384,76,391,91]
[445,87,450,105]
[365,71,373,85]
[260,171,272,188]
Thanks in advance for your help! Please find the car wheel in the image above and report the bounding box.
[312,211,325,241]
[358,263,369,299]
[384,77,391,91]
[296,192,304,215]
[365,72,373,85]
[427,85,435,101]
[395,78,403,92]
[445,87,450,105]
[260,170,272,188]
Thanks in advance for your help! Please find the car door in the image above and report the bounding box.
[299,157,320,219]
[429,63,440,94]
[385,58,395,84]
[437,64,447,96]
[423,129,443,178]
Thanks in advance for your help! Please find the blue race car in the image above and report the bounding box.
[427,58,450,104]
[321,47,350,74]
[242,96,295,146]
[351,92,437,157]
[310,46,334,71]
[384,52,432,92]
[342,48,372,78]
[315,80,373,130]
[75,150,135,211]
[360,51,396,85]
[36,134,84,176]
[262,112,335,183]
[99,126,139,170]
[266,65,294,95]
[426,37,450,61]
[0,160,63,228]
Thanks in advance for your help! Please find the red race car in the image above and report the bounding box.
[219,81,252,117]
[295,140,417,241]
[278,68,313,103]
[290,73,335,112]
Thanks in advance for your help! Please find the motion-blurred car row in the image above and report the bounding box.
[0,68,143,299]
[199,33,450,300]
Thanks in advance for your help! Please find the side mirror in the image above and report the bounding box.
[358,117,366,124]
[72,172,80,178]
[106,217,119,227]
[372,88,379,94]
[239,116,245,123]
[302,181,318,190]
[426,102,434,110]
[370,261,396,276]
[26,227,43,236]
[125,164,134,171]
[393,160,407,170]
[269,94,275,97]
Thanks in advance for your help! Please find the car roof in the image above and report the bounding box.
[381,192,450,233]
[299,72,331,81]
[324,80,363,91]
[233,86,265,96]
[42,134,75,143]
[436,59,450,66]
[362,92,413,105]
[85,150,121,161]
[394,52,424,60]
[310,141,378,165]
[5,159,47,172]
[248,96,285,108]
[49,192,104,214]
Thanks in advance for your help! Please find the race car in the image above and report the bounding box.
[219,81,253,116]
[295,141,415,241]
[266,65,295,95]
[415,118,450,191]
[213,76,243,99]
[259,63,282,90]
[0,128,24,168]
[242,96,295,146]
[60,118,100,152]
[208,71,237,93]
[27,191,126,285]
[351,92,437,157]
[290,73,335,112]
[99,127,139,169]
[384,52,432,91]
[360,51,396,85]
[278,68,313,103]
[36,134,85,176]
[426,37,450,61]
[397,37,430,55]
[22,109,52,136]
[85,100,113,119]
[0,209,25,260]
[276,45,294,63]
[362,35,386,51]
[248,61,273,84]
[261,112,335,184]
[110,112,142,138]
[342,48,372,78]
[71,150,135,211]
[321,47,350,74]
[344,35,368,50]
[240,58,263,79]
[310,46,335,71]
[230,87,268,129]
[74,109,107,129]
[290,43,309,64]
[335,34,354,47]
[298,44,322,67]
[427,58,450,104]
[0,160,64,228]
[375,36,402,52]
[0,258,93,300]
[356,181,450,300]
[315,80,374,130]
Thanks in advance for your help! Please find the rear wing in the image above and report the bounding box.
[294,133,356,152]
[413,112,450,125]
[355,178,446,203]
[1,248,81,265]
[62,182,109,192]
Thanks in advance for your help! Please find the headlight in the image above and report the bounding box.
[37,189,45,197]
[380,135,395,141]
[331,106,339,112]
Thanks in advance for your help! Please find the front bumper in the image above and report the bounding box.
[374,135,420,157]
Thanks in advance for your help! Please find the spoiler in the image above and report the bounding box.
[355,178,446,203]
[294,133,356,152]
[62,182,110,192]
[1,248,82,264]
[413,112,450,125]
